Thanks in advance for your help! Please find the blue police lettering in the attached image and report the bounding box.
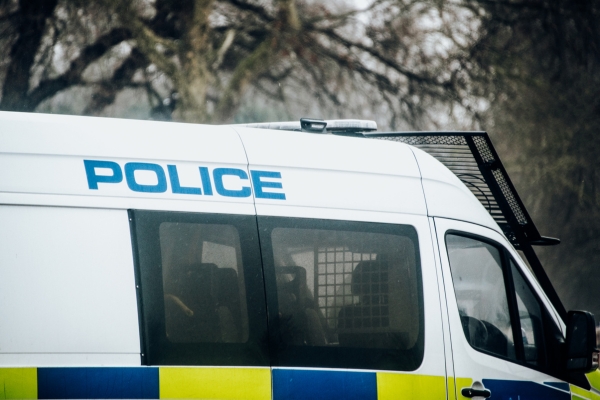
[199,167,213,196]
[84,160,123,189]
[125,162,167,193]
[168,165,201,195]
[83,160,285,200]
[213,168,251,198]
[251,170,286,200]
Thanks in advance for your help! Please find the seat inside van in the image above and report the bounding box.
[164,262,242,343]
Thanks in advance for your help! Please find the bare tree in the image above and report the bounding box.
[0,0,475,126]
[461,0,600,317]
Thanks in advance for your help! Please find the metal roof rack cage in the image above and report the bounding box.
[240,118,566,319]
[365,131,560,249]
[366,130,565,318]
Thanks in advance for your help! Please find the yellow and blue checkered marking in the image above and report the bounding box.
[0,367,270,399]
[5,366,592,399]
[0,367,449,399]
[272,369,447,400]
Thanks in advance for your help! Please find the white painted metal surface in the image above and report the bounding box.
[0,206,140,365]
[0,111,255,215]
[235,127,427,217]
[0,112,503,232]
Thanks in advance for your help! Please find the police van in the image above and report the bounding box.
[0,111,598,399]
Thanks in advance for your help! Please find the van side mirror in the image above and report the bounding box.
[565,311,599,373]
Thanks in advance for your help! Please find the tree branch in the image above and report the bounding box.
[225,0,274,22]
[314,26,440,85]
[84,47,149,115]
[26,27,132,110]
[214,38,275,121]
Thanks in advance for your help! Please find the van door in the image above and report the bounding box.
[434,217,573,400]
[257,214,448,399]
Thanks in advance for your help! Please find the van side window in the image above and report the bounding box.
[259,217,424,371]
[131,210,268,366]
[446,234,517,360]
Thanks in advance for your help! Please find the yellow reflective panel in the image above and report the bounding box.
[570,383,600,400]
[377,373,445,400]
[446,377,456,400]
[159,367,271,400]
[587,370,600,393]
[0,368,37,400]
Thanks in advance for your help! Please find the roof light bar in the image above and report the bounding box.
[234,118,378,135]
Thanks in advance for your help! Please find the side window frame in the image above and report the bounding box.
[509,259,549,368]
[129,209,269,367]
[257,215,425,371]
[445,230,560,375]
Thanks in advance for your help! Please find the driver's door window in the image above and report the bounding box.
[446,234,517,361]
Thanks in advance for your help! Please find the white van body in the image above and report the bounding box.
[0,111,597,399]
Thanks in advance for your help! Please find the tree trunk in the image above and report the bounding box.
[0,0,58,111]
[173,0,215,123]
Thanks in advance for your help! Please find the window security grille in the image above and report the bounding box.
[367,132,555,249]
[315,246,377,330]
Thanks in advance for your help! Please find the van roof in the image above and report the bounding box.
[0,112,547,241]
[0,111,497,230]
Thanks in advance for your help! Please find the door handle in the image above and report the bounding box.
[461,387,491,398]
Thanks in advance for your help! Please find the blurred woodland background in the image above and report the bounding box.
[0,0,598,319]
